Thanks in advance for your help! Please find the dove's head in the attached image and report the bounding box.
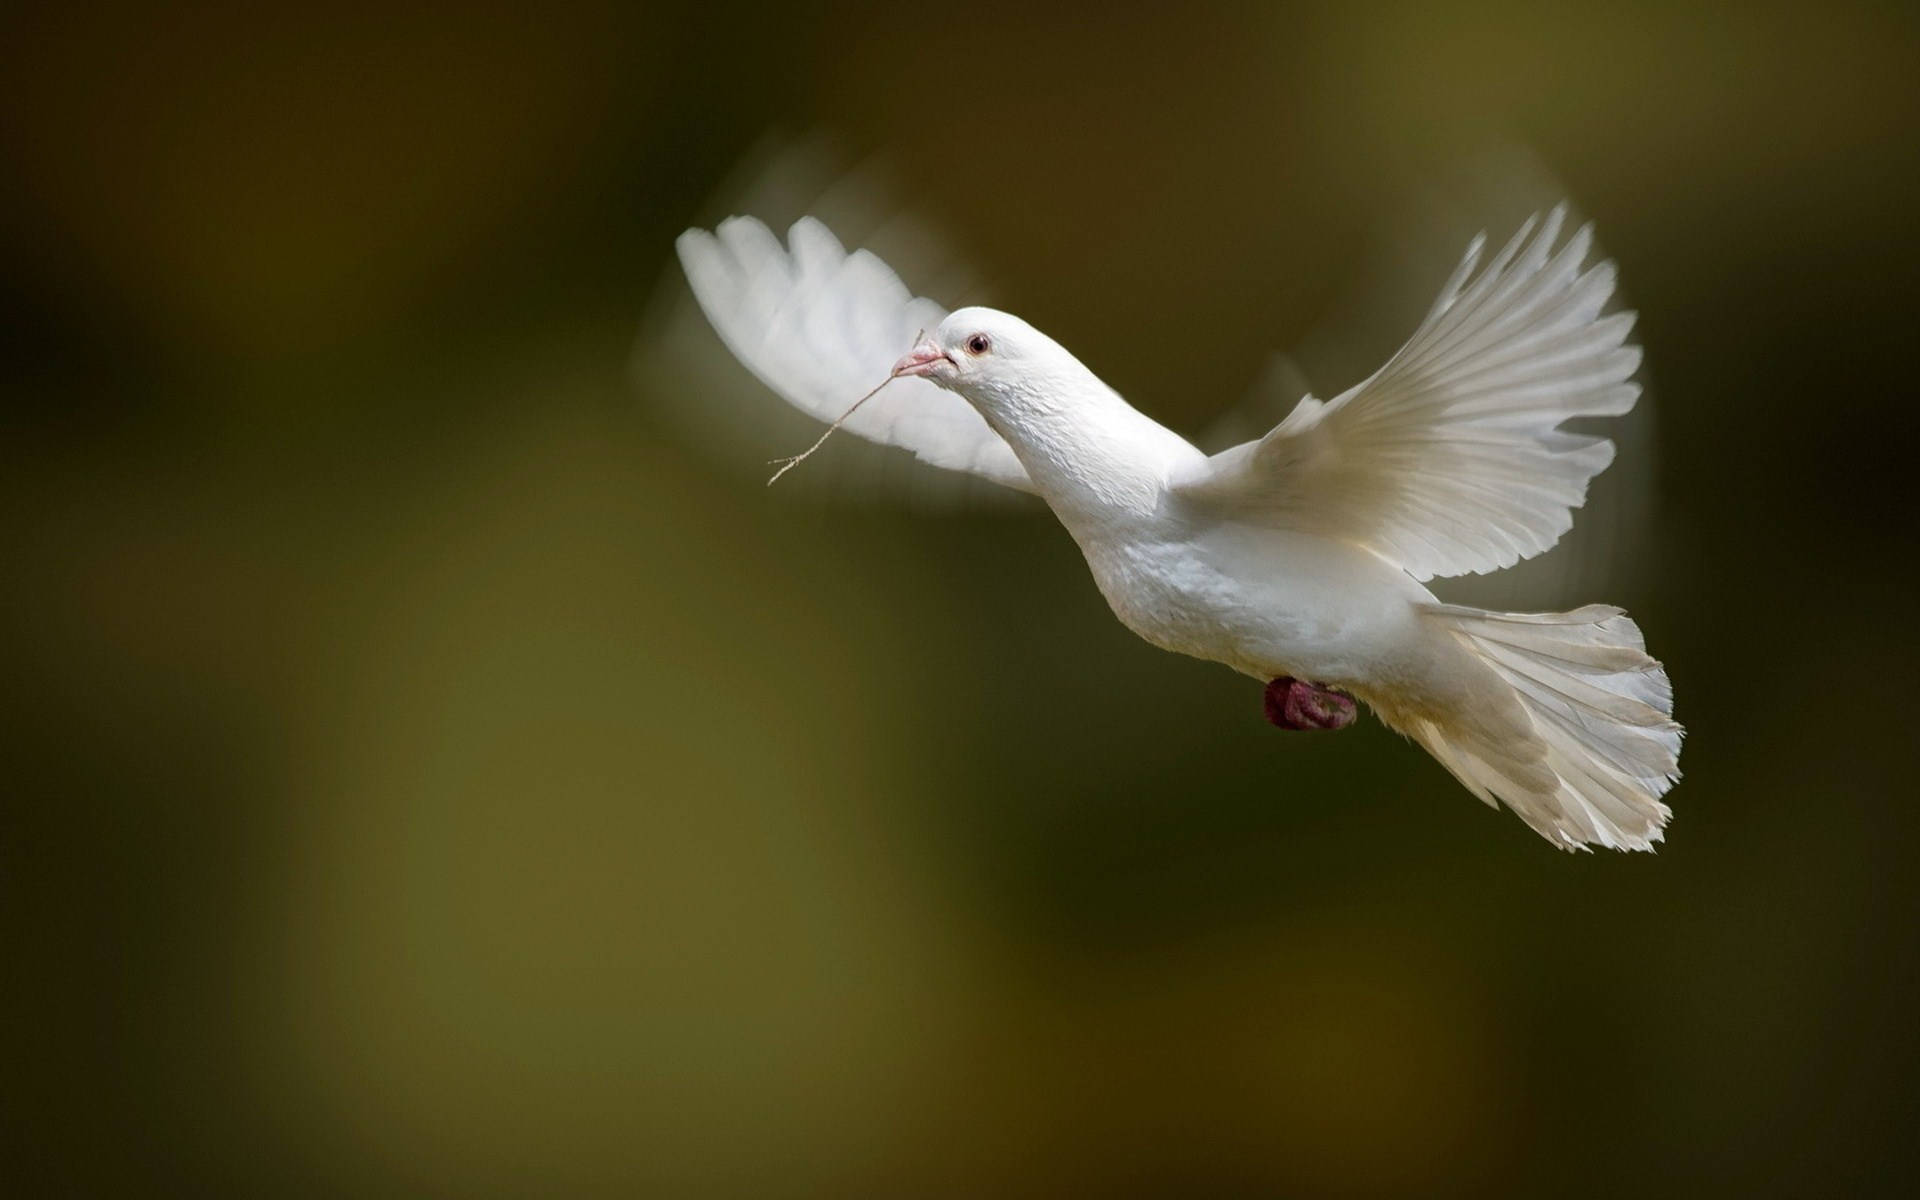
[891,307,1088,419]
[891,304,1179,512]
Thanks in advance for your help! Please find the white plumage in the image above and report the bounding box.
[675,208,1682,851]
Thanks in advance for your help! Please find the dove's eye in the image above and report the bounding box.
[965,333,992,356]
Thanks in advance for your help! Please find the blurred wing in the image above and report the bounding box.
[676,216,1034,492]
[1173,207,1640,581]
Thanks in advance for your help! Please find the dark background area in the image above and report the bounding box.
[4,2,1917,1195]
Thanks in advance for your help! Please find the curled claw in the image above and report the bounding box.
[1264,677,1357,731]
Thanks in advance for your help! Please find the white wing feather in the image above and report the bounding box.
[1173,207,1640,580]
[676,216,1035,492]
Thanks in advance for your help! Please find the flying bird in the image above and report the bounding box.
[675,208,1681,851]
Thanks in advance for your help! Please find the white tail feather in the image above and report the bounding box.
[1412,604,1682,852]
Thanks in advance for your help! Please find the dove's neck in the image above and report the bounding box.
[968,373,1202,527]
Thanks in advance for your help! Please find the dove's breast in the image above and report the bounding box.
[1077,532,1246,659]
[1070,514,1435,686]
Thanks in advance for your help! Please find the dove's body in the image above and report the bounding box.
[954,370,1424,686]
[677,210,1683,851]
[951,329,1482,746]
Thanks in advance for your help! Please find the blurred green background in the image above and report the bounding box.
[5,2,1917,1195]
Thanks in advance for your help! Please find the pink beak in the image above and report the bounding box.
[891,341,954,378]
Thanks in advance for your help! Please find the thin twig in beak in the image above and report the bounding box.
[766,331,925,486]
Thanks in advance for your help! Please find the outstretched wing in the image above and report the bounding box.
[676,216,1034,492]
[1172,207,1640,580]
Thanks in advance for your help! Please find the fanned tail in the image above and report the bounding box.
[1407,604,1683,852]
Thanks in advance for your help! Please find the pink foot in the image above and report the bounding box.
[1263,677,1357,731]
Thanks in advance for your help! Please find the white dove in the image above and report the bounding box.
[675,208,1681,851]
